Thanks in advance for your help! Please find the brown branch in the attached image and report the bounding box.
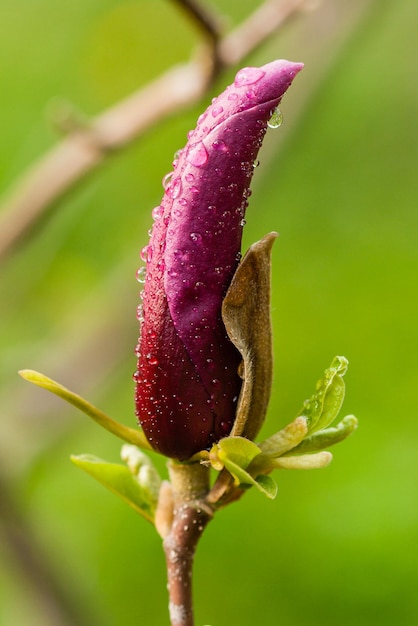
[218,0,308,65]
[171,0,224,43]
[0,0,309,260]
[162,462,213,626]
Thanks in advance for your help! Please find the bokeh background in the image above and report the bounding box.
[1,1,417,624]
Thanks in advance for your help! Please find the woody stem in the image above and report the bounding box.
[163,461,213,626]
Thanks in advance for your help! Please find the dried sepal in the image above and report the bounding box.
[222,232,277,440]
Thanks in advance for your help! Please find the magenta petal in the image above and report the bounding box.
[135,60,303,459]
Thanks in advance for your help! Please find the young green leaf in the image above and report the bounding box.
[270,451,332,469]
[257,416,308,458]
[71,454,158,523]
[19,369,151,449]
[299,356,349,434]
[283,415,358,456]
[210,436,277,499]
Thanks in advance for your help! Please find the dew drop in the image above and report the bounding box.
[173,148,183,162]
[220,421,230,433]
[136,266,146,283]
[240,218,246,227]
[185,172,194,182]
[178,197,188,206]
[187,142,209,167]
[253,159,260,169]
[190,232,202,244]
[162,172,173,189]
[140,245,148,262]
[212,105,224,117]
[268,106,283,129]
[152,205,164,220]
[245,88,257,100]
[136,304,144,321]
[190,185,199,194]
[147,354,159,366]
[167,177,182,199]
[234,67,266,87]
[212,139,228,153]
[228,92,238,101]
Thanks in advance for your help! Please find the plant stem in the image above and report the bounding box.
[163,461,213,626]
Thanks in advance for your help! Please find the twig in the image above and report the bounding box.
[171,0,224,43]
[0,0,309,260]
[163,462,213,626]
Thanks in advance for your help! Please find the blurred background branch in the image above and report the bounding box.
[0,0,309,260]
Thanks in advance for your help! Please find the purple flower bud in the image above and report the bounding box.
[135,60,303,459]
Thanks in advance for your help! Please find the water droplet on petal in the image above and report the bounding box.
[178,197,188,206]
[190,232,202,244]
[212,139,228,153]
[167,177,182,199]
[245,88,257,100]
[187,142,209,167]
[147,353,159,366]
[173,148,183,162]
[212,105,224,117]
[162,172,173,189]
[234,67,266,87]
[152,205,164,220]
[268,106,283,129]
[185,172,194,182]
[136,304,144,321]
[136,266,146,283]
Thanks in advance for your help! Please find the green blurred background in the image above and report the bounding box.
[1,1,417,624]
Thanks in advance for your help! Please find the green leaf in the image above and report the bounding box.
[254,474,278,499]
[71,454,157,523]
[222,456,278,499]
[257,416,308,458]
[216,436,261,469]
[19,369,151,450]
[284,415,358,456]
[299,356,349,434]
[270,451,332,470]
[211,437,277,499]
